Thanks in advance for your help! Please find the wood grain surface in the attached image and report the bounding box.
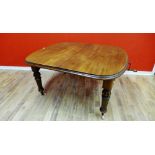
[26,42,128,79]
[0,69,154,121]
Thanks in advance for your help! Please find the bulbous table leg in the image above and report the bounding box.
[31,66,44,95]
[100,79,114,116]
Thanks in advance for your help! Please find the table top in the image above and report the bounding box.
[25,42,128,79]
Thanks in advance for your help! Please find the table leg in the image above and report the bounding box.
[100,79,114,116]
[31,66,44,95]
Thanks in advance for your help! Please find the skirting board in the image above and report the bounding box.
[0,66,154,76]
[152,64,155,74]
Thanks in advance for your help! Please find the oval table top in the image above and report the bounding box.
[25,42,128,80]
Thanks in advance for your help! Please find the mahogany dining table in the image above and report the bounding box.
[25,42,128,117]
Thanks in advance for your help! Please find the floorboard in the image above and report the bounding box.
[0,69,154,121]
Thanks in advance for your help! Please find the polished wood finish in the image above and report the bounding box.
[26,42,128,80]
[0,69,155,121]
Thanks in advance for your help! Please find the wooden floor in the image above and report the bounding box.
[0,69,155,121]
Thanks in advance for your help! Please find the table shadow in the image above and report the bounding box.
[44,73,100,99]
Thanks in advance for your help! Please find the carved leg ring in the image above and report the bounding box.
[100,89,111,115]
[100,80,114,116]
[31,66,44,95]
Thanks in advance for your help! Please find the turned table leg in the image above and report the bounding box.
[100,79,114,116]
[31,66,44,95]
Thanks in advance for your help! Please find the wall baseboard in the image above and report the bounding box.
[124,71,153,76]
[0,66,31,70]
[0,66,154,76]
[152,64,155,74]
